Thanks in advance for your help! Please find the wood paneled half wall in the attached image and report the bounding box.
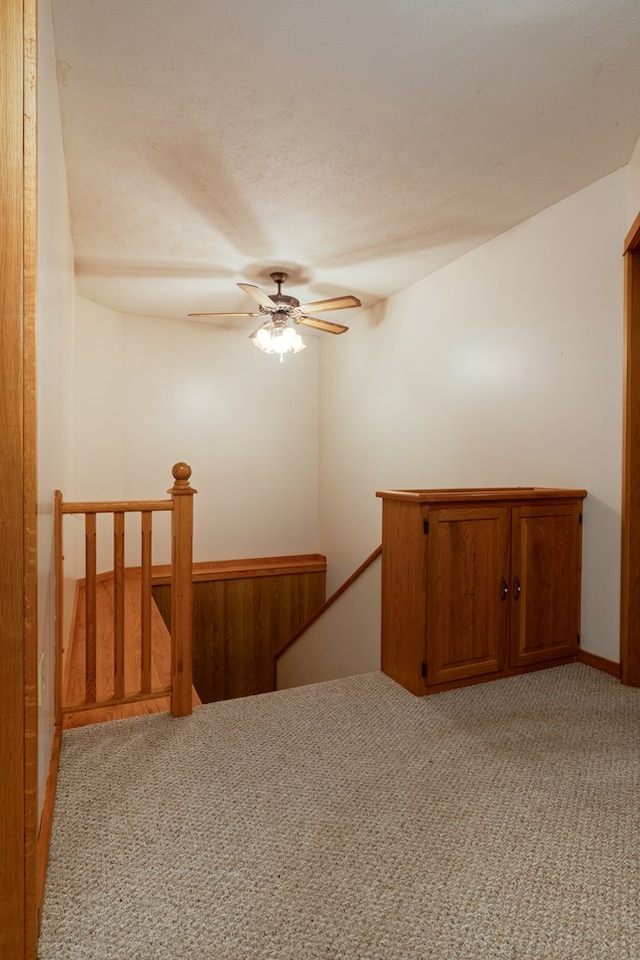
[152,555,326,703]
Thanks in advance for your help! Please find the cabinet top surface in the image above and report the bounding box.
[376,486,588,503]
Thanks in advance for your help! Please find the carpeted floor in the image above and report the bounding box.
[39,663,640,959]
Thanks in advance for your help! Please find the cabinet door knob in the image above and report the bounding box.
[500,576,508,601]
[514,576,522,600]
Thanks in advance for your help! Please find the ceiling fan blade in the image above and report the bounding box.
[297,315,349,335]
[187,311,259,319]
[297,295,361,313]
[237,282,277,309]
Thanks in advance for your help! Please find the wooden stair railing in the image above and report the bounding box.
[274,544,382,672]
[55,462,196,721]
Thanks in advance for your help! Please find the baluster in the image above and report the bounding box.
[85,513,97,703]
[113,511,125,700]
[140,510,153,694]
[54,490,63,725]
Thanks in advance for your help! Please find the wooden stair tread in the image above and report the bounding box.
[63,571,200,729]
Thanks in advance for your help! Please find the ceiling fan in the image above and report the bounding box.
[188,271,361,359]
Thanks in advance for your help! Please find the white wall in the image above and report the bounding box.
[319,170,626,664]
[73,301,321,565]
[37,0,76,815]
[277,555,381,689]
[628,136,640,228]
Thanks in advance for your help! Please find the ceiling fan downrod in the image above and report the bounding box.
[270,271,288,295]
[268,272,299,310]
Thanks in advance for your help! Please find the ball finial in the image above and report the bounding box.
[172,462,192,482]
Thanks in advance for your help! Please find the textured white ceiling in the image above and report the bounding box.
[51,0,640,326]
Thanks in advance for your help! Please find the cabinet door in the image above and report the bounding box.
[427,506,511,685]
[510,503,582,668]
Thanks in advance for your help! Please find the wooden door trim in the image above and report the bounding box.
[0,0,38,955]
[24,0,37,943]
[621,213,640,685]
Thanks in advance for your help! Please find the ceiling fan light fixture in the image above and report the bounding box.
[252,320,306,361]
[190,271,359,355]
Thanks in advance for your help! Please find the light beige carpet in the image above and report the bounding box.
[39,663,640,959]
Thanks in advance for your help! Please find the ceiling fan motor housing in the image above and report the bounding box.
[268,294,299,309]
[266,272,300,310]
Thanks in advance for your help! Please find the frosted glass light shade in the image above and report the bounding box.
[252,321,306,359]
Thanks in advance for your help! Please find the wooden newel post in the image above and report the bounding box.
[169,462,196,717]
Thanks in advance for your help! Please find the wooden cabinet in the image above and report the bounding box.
[376,488,586,696]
